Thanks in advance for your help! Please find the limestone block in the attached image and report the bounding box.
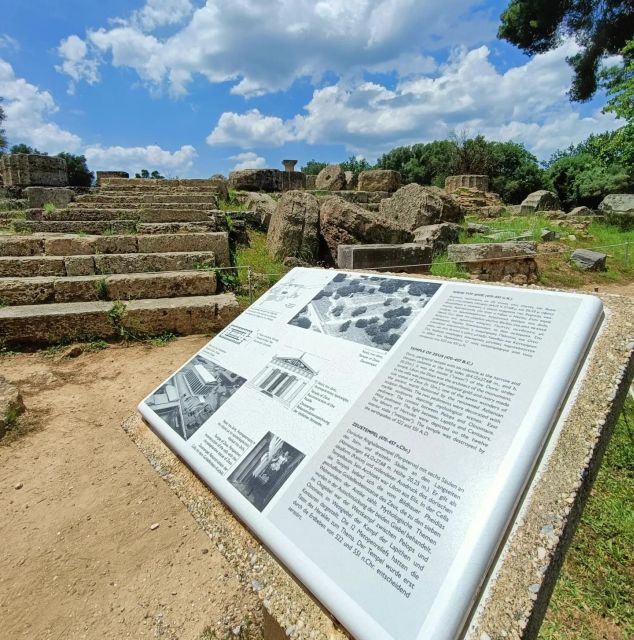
[319,196,412,265]
[228,169,283,192]
[94,235,139,255]
[280,172,306,191]
[570,249,607,271]
[519,190,561,214]
[357,170,401,192]
[305,175,317,189]
[379,184,463,230]
[267,191,320,261]
[25,187,74,209]
[0,277,55,305]
[344,171,357,190]
[598,193,634,214]
[53,277,101,303]
[337,243,432,272]
[96,171,129,185]
[44,235,98,256]
[106,271,217,300]
[0,154,68,187]
[0,236,44,257]
[315,165,346,191]
[0,256,66,278]
[243,192,277,229]
[568,206,596,217]
[64,255,95,276]
[413,223,461,253]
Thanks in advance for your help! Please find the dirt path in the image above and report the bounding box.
[0,337,261,640]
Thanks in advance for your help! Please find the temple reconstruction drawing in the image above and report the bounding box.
[249,353,318,407]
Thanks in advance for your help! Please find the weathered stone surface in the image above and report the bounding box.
[448,241,538,284]
[228,169,283,192]
[319,196,412,264]
[93,251,215,275]
[105,271,217,301]
[64,256,95,276]
[568,206,596,217]
[243,192,277,229]
[0,256,66,278]
[25,187,74,209]
[519,190,561,214]
[121,294,240,336]
[0,277,55,305]
[540,229,558,242]
[337,243,432,272]
[93,235,139,255]
[357,170,401,193]
[448,187,504,214]
[344,171,357,191]
[137,232,230,265]
[445,175,489,193]
[571,248,607,271]
[467,223,492,236]
[267,191,320,261]
[44,235,99,256]
[12,219,138,235]
[0,236,44,257]
[0,376,25,439]
[0,154,68,187]
[413,223,461,253]
[305,175,317,189]
[315,165,346,191]
[598,194,634,228]
[379,184,464,230]
[280,172,306,191]
[96,171,129,185]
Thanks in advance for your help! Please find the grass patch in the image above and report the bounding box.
[42,202,57,216]
[539,397,634,640]
[144,332,176,347]
[461,214,571,245]
[3,405,20,429]
[197,618,260,640]
[430,253,470,279]
[218,188,249,212]
[84,339,109,351]
[95,278,109,301]
[233,230,288,305]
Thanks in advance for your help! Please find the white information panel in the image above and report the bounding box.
[139,268,603,640]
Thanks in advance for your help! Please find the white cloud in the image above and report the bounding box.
[207,109,293,148]
[0,34,19,51]
[83,143,197,175]
[207,41,620,160]
[55,35,100,94]
[132,0,195,31]
[56,0,495,96]
[230,152,267,170]
[0,58,81,152]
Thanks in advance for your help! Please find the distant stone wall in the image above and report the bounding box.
[228,169,306,192]
[96,171,129,185]
[0,154,68,187]
[445,175,489,194]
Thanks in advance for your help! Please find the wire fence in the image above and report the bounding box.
[213,240,633,303]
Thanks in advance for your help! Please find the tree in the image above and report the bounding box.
[498,1,634,101]
[134,169,165,179]
[57,152,94,187]
[300,160,328,175]
[340,155,372,177]
[0,100,7,154]
[10,143,46,155]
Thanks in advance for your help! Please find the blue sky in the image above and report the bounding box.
[0,0,621,177]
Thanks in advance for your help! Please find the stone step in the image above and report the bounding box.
[12,219,139,235]
[0,251,216,278]
[0,270,218,305]
[0,294,240,347]
[28,208,214,223]
[74,194,220,205]
[99,178,221,188]
[68,201,218,211]
[0,232,230,265]
[10,219,220,235]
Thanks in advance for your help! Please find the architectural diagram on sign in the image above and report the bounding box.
[261,277,306,308]
[218,325,253,345]
[249,351,319,407]
[145,356,246,440]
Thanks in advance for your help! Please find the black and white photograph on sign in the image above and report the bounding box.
[249,351,319,408]
[288,273,441,351]
[145,356,246,440]
[228,432,305,511]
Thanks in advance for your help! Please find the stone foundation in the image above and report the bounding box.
[448,241,538,284]
[337,243,432,272]
[228,169,306,192]
[0,154,68,187]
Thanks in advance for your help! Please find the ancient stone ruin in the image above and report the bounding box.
[444,174,489,193]
[0,153,68,188]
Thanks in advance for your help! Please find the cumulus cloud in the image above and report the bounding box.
[207,109,292,148]
[230,152,267,170]
[0,58,81,152]
[83,143,197,175]
[56,0,495,96]
[207,41,620,160]
[55,35,100,94]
